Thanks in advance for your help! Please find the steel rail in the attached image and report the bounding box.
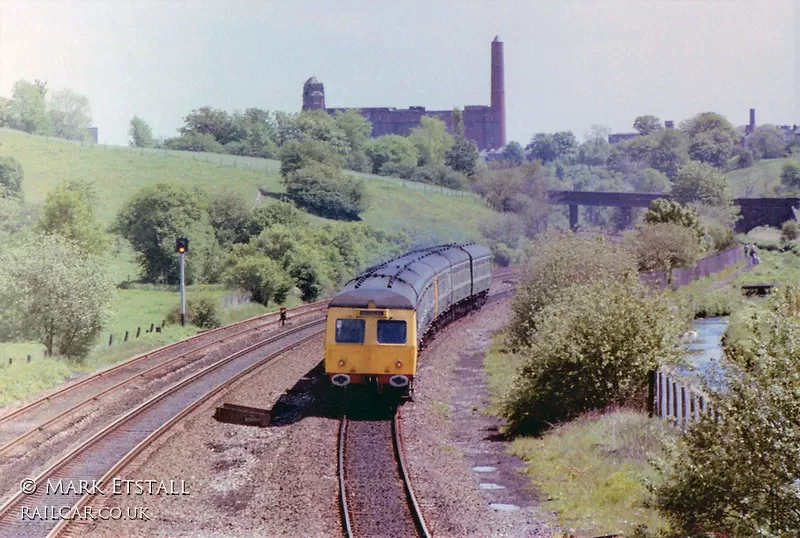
[0,303,327,457]
[392,409,431,538]
[0,318,325,538]
[337,415,354,538]
[0,299,327,427]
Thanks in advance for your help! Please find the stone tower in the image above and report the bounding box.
[490,36,506,147]
[302,77,325,111]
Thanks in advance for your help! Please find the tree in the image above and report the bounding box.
[114,182,220,284]
[502,141,526,165]
[630,222,700,286]
[779,161,800,189]
[672,161,733,206]
[649,128,689,179]
[445,136,480,177]
[576,125,612,168]
[296,110,350,155]
[451,108,464,137]
[643,199,703,240]
[179,106,235,145]
[633,168,670,193]
[408,116,454,166]
[208,191,253,247]
[0,234,113,358]
[0,157,24,199]
[7,79,51,135]
[364,135,419,174]
[278,137,343,178]
[36,180,109,255]
[227,108,278,159]
[746,125,787,159]
[526,132,576,163]
[128,116,155,148]
[508,232,638,349]
[282,163,368,220]
[163,131,223,153]
[633,115,663,135]
[681,112,740,169]
[248,200,307,237]
[224,254,292,306]
[334,109,373,172]
[48,88,92,141]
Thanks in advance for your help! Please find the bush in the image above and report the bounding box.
[656,289,800,534]
[279,138,344,178]
[0,156,24,199]
[410,165,467,189]
[378,161,415,179]
[283,163,369,220]
[192,298,221,329]
[502,278,684,434]
[163,132,224,153]
[780,219,799,242]
[629,222,700,287]
[224,254,292,307]
[508,231,637,349]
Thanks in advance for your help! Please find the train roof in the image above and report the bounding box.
[328,243,491,309]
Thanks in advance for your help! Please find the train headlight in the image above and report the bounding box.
[395,361,402,368]
[338,359,345,366]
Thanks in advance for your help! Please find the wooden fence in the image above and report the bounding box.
[640,246,745,292]
[1,319,167,368]
[648,368,718,428]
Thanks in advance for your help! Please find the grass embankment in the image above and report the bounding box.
[725,157,798,197]
[484,338,674,536]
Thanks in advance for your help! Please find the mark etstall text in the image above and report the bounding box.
[45,479,190,496]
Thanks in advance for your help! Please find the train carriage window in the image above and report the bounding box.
[377,320,407,344]
[335,319,365,343]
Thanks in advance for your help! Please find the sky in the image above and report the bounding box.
[0,0,797,146]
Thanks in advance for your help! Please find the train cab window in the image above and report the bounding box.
[335,319,365,343]
[377,320,407,344]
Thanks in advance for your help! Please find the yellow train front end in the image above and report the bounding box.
[324,302,418,393]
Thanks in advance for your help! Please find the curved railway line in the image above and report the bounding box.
[0,301,327,458]
[0,318,326,538]
[338,408,430,538]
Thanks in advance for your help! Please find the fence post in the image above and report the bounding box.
[672,381,678,423]
[8,358,11,365]
[108,334,113,347]
[27,355,31,363]
[665,376,671,421]
[124,330,129,342]
[149,323,154,333]
[136,327,141,338]
[647,370,656,417]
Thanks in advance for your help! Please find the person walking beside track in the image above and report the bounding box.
[280,307,287,327]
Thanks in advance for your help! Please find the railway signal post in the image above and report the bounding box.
[176,237,189,325]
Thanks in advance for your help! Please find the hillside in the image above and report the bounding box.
[0,129,492,245]
[725,157,797,197]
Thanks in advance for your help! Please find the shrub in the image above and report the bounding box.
[163,132,223,153]
[279,137,344,178]
[508,231,637,349]
[780,219,799,242]
[192,298,221,329]
[502,277,684,434]
[656,289,800,534]
[224,255,293,306]
[0,156,24,199]
[282,163,368,220]
[779,161,800,189]
[378,161,415,179]
[629,222,701,287]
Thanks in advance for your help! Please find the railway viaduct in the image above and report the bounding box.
[548,191,800,233]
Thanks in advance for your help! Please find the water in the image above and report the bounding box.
[675,316,728,388]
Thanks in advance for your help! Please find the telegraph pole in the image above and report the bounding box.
[176,238,189,326]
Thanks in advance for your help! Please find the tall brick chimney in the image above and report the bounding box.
[491,36,506,148]
[746,108,756,135]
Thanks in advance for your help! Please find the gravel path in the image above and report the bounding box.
[74,334,341,538]
[401,300,560,537]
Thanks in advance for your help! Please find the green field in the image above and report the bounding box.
[725,157,798,197]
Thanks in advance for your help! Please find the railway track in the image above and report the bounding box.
[0,301,327,458]
[0,318,326,538]
[338,405,430,538]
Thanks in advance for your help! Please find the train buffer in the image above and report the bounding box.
[741,283,776,296]
[214,403,271,427]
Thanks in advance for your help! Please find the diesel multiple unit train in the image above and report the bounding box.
[323,243,492,398]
